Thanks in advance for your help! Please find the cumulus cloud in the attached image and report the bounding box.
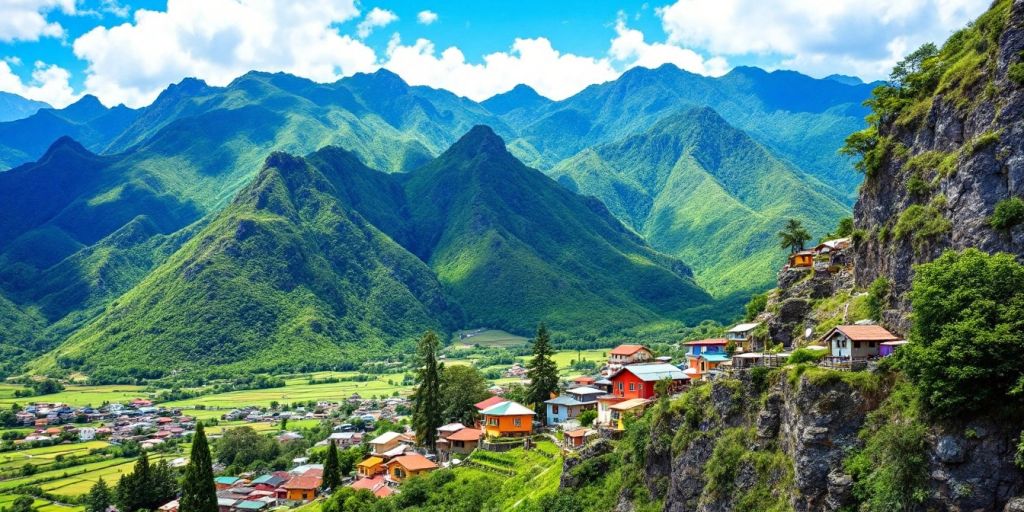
[357,7,398,38]
[417,10,438,25]
[72,0,375,107]
[0,60,78,107]
[384,35,619,101]
[609,17,727,77]
[657,0,990,79]
[0,0,75,42]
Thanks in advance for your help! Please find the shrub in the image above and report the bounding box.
[865,277,890,321]
[990,197,1024,230]
[966,130,1001,154]
[906,172,931,196]
[786,348,828,365]
[744,293,768,322]
[1010,62,1024,84]
[892,204,950,245]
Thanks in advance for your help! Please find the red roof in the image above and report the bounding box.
[282,475,321,490]
[564,428,592,438]
[474,396,508,411]
[351,475,384,491]
[446,428,482,442]
[610,344,649,356]
[683,338,728,346]
[374,485,395,498]
[828,325,900,342]
[388,453,438,472]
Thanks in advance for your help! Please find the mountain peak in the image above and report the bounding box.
[61,94,107,118]
[482,84,551,114]
[445,125,510,160]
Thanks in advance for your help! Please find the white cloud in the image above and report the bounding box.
[0,60,78,107]
[417,10,438,25]
[0,0,76,42]
[657,0,990,79]
[72,0,375,107]
[357,7,398,38]
[100,0,131,18]
[609,17,727,77]
[384,35,619,101]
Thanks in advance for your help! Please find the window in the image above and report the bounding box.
[488,417,498,426]
[618,382,624,391]
[629,382,636,391]
[552,405,559,414]
[513,417,522,427]
[395,467,406,479]
[854,341,861,349]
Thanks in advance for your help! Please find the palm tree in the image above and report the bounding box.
[778,218,811,253]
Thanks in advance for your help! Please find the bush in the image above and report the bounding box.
[1010,62,1024,84]
[786,348,828,365]
[744,293,768,322]
[990,197,1024,230]
[577,409,597,427]
[865,277,890,321]
[892,204,950,245]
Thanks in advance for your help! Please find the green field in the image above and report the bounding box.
[0,385,149,408]
[452,329,529,348]
[161,373,411,409]
[0,441,110,473]
[0,494,83,512]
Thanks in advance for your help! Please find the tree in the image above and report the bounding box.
[151,459,178,506]
[216,426,280,469]
[439,365,491,425]
[411,331,443,451]
[744,293,768,322]
[9,496,33,512]
[577,409,597,427]
[180,422,218,512]
[526,323,559,419]
[322,441,341,492]
[778,218,811,253]
[901,249,1024,416]
[116,451,151,512]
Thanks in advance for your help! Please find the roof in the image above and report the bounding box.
[251,474,287,486]
[375,485,396,497]
[388,453,438,471]
[565,428,595,438]
[572,376,596,382]
[282,475,321,490]
[234,501,267,511]
[545,395,587,407]
[474,396,508,411]
[567,386,606,395]
[437,422,465,432]
[683,338,728,345]
[697,354,730,363]
[215,476,240,484]
[728,323,760,333]
[823,325,900,342]
[881,340,910,346]
[351,475,385,491]
[612,363,689,382]
[610,344,650,356]
[446,428,482,442]
[481,400,536,416]
[610,398,650,411]
[369,431,403,445]
[594,378,612,385]
[357,456,384,468]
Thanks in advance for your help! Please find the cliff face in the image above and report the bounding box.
[854,0,1024,333]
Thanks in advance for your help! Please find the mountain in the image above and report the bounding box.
[551,107,850,297]
[824,74,865,86]
[0,92,50,123]
[0,289,45,376]
[39,127,714,374]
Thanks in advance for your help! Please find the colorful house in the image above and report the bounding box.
[356,456,386,478]
[437,427,482,458]
[608,344,654,367]
[726,323,761,352]
[350,475,395,498]
[682,338,729,380]
[821,325,900,361]
[282,475,321,502]
[543,386,604,425]
[607,363,689,400]
[564,428,597,448]
[608,398,651,431]
[215,476,241,490]
[250,474,288,491]
[385,453,438,483]
[368,431,403,456]
[788,250,815,269]
[480,400,536,438]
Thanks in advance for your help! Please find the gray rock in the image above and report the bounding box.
[937,435,965,464]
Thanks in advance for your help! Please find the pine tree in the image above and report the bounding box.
[151,459,178,507]
[526,323,559,420]
[180,422,218,512]
[412,330,443,451]
[85,478,112,512]
[321,440,341,492]
[116,451,151,512]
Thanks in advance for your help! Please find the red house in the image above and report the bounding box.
[607,364,689,400]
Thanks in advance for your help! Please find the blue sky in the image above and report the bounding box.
[0,0,992,108]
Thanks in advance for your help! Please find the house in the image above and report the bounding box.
[356,456,386,478]
[593,378,613,394]
[480,400,536,438]
[691,353,730,380]
[543,387,603,425]
[439,427,481,456]
[814,237,852,268]
[608,398,651,431]
[282,475,321,502]
[607,364,689,400]
[571,376,596,387]
[436,423,466,439]
[726,323,761,352]
[682,339,729,380]
[232,501,268,512]
[369,431,404,456]
[608,344,654,367]
[350,475,396,498]
[880,340,910,357]
[788,250,815,269]
[78,427,97,441]
[215,476,242,490]
[385,453,438,483]
[564,428,597,448]
[250,474,288,491]
[474,396,508,413]
[821,325,900,361]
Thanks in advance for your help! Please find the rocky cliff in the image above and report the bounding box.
[853,0,1024,333]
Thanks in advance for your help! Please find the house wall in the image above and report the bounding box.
[610,372,651,399]
[389,464,431,482]
[483,414,532,437]
[830,333,851,358]
[371,439,400,455]
[851,340,881,359]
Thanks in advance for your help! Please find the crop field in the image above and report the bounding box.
[452,329,529,348]
[0,385,149,408]
[0,494,83,511]
[161,373,411,409]
[0,441,110,473]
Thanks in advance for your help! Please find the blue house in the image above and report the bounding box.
[544,386,605,425]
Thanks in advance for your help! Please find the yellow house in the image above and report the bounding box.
[356,456,385,478]
[386,453,438,483]
[480,400,536,438]
[609,398,650,431]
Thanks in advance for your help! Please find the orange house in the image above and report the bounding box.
[282,475,321,502]
[356,456,385,478]
[385,453,438,483]
[788,251,814,268]
[480,400,536,438]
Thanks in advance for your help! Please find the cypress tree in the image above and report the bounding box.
[116,451,151,512]
[180,422,218,512]
[85,477,112,512]
[412,330,443,451]
[321,440,341,492]
[526,323,559,419]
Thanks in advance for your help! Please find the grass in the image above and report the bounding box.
[0,385,148,408]
[451,329,528,348]
[160,373,411,409]
[456,441,563,510]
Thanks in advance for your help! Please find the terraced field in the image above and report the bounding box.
[0,441,110,474]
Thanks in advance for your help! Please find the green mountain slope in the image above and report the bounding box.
[44,151,459,375]
[0,290,45,376]
[398,126,714,335]
[551,108,849,297]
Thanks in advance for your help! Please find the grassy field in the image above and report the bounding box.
[161,373,411,409]
[0,494,83,511]
[0,385,149,408]
[458,440,563,510]
[0,441,110,473]
[451,329,529,348]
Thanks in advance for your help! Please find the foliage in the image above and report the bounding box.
[743,293,768,322]
[1010,62,1024,84]
[778,218,812,253]
[900,249,1024,416]
[180,422,218,512]
[215,426,281,471]
[439,364,491,426]
[412,331,443,451]
[786,348,828,364]
[527,323,560,418]
[892,204,950,246]
[322,441,341,492]
[114,451,177,512]
[990,197,1024,230]
[578,409,597,427]
[866,277,890,321]
[85,477,113,512]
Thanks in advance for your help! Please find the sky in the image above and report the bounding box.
[0,0,993,108]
